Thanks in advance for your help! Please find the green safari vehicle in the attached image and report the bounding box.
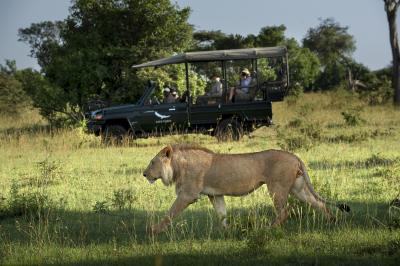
[87,46,289,141]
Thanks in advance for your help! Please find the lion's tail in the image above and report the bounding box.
[299,160,351,213]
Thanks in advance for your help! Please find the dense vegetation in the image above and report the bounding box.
[0,92,399,265]
[1,1,399,264]
[0,0,394,125]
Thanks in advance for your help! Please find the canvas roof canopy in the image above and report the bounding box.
[131,46,287,68]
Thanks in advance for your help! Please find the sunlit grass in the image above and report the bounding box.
[0,92,400,265]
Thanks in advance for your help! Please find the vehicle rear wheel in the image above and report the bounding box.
[215,118,243,142]
[102,125,128,145]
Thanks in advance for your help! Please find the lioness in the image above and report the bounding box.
[143,145,349,234]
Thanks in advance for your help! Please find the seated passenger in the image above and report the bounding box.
[171,88,179,101]
[205,73,223,97]
[196,74,223,105]
[163,87,176,103]
[228,68,255,102]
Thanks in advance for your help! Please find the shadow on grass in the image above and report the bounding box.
[26,252,400,266]
[1,199,399,265]
[0,198,396,244]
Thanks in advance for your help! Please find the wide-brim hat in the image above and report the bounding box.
[241,68,250,75]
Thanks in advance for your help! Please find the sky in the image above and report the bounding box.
[0,0,398,71]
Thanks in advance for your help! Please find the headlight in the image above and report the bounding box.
[91,111,103,120]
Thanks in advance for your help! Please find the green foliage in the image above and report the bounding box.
[0,181,52,220]
[111,188,136,210]
[16,68,72,125]
[316,61,347,90]
[359,75,393,105]
[0,60,29,116]
[246,228,284,253]
[303,18,355,66]
[18,0,193,122]
[1,92,400,264]
[193,25,287,50]
[92,201,109,214]
[341,109,365,126]
[256,25,287,47]
[284,38,321,91]
[303,18,356,90]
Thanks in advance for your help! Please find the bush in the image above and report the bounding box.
[359,76,393,105]
[111,188,136,210]
[341,109,365,126]
[0,71,29,116]
[0,181,53,220]
[277,117,322,151]
[246,228,284,253]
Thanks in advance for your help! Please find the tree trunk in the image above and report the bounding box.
[384,0,400,106]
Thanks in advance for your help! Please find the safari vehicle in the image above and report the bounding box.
[87,47,289,141]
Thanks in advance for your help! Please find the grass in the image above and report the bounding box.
[0,91,400,265]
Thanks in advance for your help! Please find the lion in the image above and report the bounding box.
[143,144,349,234]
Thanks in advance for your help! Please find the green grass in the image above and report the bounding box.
[1,91,400,265]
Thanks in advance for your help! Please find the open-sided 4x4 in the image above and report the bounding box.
[87,46,289,142]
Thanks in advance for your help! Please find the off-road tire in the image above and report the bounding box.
[215,118,243,142]
[102,125,128,145]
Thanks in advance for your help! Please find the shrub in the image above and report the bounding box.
[277,117,322,151]
[0,181,53,220]
[92,201,109,214]
[341,109,365,126]
[111,188,136,210]
[246,228,284,253]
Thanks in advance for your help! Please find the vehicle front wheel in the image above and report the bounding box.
[215,118,243,142]
[102,125,128,145]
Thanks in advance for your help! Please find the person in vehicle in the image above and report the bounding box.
[196,73,223,105]
[205,73,223,97]
[163,87,176,103]
[171,88,179,101]
[228,68,255,102]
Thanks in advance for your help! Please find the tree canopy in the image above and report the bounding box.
[13,1,394,124]
[18,0,193,122]
[303,18,355,66]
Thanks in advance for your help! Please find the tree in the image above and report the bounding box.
[0,60,29,115]
[256,25,286,47]
[18,0,193,123]
[303,18,355,66]
[193,25,287,51]
[284,38,321,92]
[303,18,358,90]
[383,0,400,106]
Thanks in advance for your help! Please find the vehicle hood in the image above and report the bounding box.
[101,104,137,114]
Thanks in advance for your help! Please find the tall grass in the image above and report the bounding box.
[0,92,400,265]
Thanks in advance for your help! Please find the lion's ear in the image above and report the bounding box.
[162,145,173,159]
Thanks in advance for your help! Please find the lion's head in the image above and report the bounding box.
[143,145,174,186]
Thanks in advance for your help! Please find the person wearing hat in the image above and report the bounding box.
[163,86,178,103]
[206,73,223,97]
[170,88,179,101]
[228,68,253,102]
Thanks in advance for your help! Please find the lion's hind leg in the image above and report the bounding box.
[208,195,228,228]
[290,176,335,222]
[267,184,291,227]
